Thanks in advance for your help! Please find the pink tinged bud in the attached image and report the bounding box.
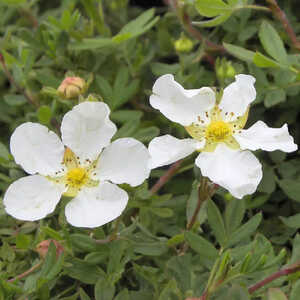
[57,77,87,99]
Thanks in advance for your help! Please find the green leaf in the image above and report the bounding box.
[278,179,300,202]
[224,285,250,300]
[227,213,262,247]
[113,119,140,139]
[207,199,227,247]
[41,226,63,240]
[70,234,99,252]
[150,207,173,218]
[253,52,281,68]
[115,289,130,300]
[195,0,230,17]
[110,110,143,123]
[39,241,57,277]
[15,234,31,249]
[134,241,168,256]
[151,62,180,76]
[133,126,160,143]
[290,280,300,300]
[4,95,27,106]
[193,12,231,27]
[69,38,114,50]
[223,43,255,63]
[259,21,288,65]
[96,76,114,103]
[158,279,182,300]
[46,252,64,281]
[184,231,218,260]
[37,105,52,125]
[0,0,26,5]
[79,288,91,300]
[264,89,286,107]
[95,278,115,300]
[225,199,245,234]
[258,165,277,192]
[0,142,11,161]
[112,67,139,109]
[64,258,105,284]
[117,9,159,40]
[280,213,300,228]
[267,288,288,300]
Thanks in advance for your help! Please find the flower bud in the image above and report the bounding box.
[36,239,64,259]
[58,77,87,99]
[174,34,193,53]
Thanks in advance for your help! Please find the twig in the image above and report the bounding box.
[8,261,42,283]
[168,0,225,52]
[150,160,183,194]
[266,0,300,51]
[0,53,61,132]
[0,53,39,108]
[182,13,225,52]
[94,217,121,244]
[248,262,300,294]
[186,181,206,230]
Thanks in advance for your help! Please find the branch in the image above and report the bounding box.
[150,160,183,194]
[266,0,300,51]
[0,53,39,108]
[248,262,300,294]
[168,0,225,52]
[8,261,42,282]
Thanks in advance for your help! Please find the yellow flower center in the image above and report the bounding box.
[205,121,232,142]
[66,167,88,188]
[48,148,99,198]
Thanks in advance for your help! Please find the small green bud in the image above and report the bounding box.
[58,77,87,99]
[174,34,194,53]
[216,58,236,81]
[226,62,236,78]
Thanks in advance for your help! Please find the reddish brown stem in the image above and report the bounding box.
[168,0,225,52]
[150,160,183,194]
[248,263,300,294]
[186,183,205,230]
[266,0,300,51]
[0,53,39,108]
[8,261,42,283]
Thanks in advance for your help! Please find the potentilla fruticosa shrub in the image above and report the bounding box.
[0,0,299,299]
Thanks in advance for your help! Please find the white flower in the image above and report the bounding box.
[148,74,297,199]
[4,102,151,228]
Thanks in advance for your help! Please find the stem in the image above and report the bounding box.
[0,53,39,108]
[8,261,42,282]
[0,53,61,133]
[186,180,207,230]
[240,5,270,12]
[168,0,225,52]
[248,262,300,294]
[150,159,183,194]
[94,217,121,244]
[266,0,300,51]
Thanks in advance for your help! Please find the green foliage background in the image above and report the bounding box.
[0,0,299,299]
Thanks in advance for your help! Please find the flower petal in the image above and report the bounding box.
[149,134,204,169]
[65,181,128,228]
[234,121,298,153]
[96,138,151,187]
[4,175,64,221]
[150,74,215,126]
[10,122,64,176]
[61,102,117,160]
[219,74,256,122]
[195,144,262,199]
